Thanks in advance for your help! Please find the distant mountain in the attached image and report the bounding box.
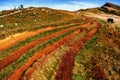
[102,2,120,10]
[77,2,120,16]
[100,2,120,16]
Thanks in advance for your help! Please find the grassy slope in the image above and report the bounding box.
[0,9,84,79]
[73,19,120,80]
[78,2,120,16]
[0,7,75,39]
[78,8,104,14]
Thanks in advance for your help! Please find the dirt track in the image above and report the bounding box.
[8,18,95,80]
[0,15,102,80]
[0,22,81,51]
[21,21,95,79]
[8,29,82,80]
[0,27,54,51]
[54,20,102,80]
[0,24,90,71]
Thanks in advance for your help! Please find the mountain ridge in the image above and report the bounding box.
[101,2,120,16]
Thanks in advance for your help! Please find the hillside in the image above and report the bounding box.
[100,2,120,16]
[77,2,120,26]
[77,2,120,16]
[0,7,75,39]
[102,2,120,11]
[75,2,120,80]
[0,2,120,80]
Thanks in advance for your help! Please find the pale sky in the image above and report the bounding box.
[0,0,120,11]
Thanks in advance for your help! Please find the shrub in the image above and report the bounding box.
[0,33,5,39]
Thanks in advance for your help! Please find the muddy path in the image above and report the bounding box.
[8,29,82,80]
[21,25,92,80]
[0,22,83,51]
[0,23,90,71]
[8,19,95,80]
[0,27,54,51]
[21,21,95,80]
[54,20,102,80]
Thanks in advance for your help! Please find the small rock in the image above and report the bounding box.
[96,44,99,47]
[0,25,3,27]
[41,8,45,11]
[33,12,36,15]
[14,23,18,26]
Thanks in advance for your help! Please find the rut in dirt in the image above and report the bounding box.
[8,29,82,80]
[8,18,93,80]
[0,27,54,51]
[0,24,87,71]
[20,21,95,80]
[0,17,88,51]
[54,20,102,80]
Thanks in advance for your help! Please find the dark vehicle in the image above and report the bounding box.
[107,18,114,23]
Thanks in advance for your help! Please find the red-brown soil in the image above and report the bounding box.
[0,24,89,71]
[21,21,94,80]
[8,29,81,80]
[8,18,95,80]
[0,15,100,80]
[6,17,96,80]
[54,20,102,80]
[22,54,48,80]
[21,31,86,79]
[0,22,81,51]
[0,27,54,51]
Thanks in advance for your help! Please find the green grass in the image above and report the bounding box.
[0,23,80,60]
[48,31,89,80]
[29,27,87,80]
[94,18,106,24]
[47,58,59,80]
[73,21,120,80]
[0,18,84,39]
[0,7,86,39]
[73,31,100,80]
[72,20,104,80]
[0,28,79,80]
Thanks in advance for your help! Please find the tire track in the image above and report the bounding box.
[0,27,53,51]
[8,29,81,80]
[20,19,95,80]
[21,30,86,80]
[8,19,94,80]
[54,19,102,80]
[0,23,89,71]
[0,21,83,51]
[0,23,83,61]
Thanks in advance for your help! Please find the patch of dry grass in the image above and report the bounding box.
[73,22,120,80]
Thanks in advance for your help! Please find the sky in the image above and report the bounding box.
[0,0,120,11]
